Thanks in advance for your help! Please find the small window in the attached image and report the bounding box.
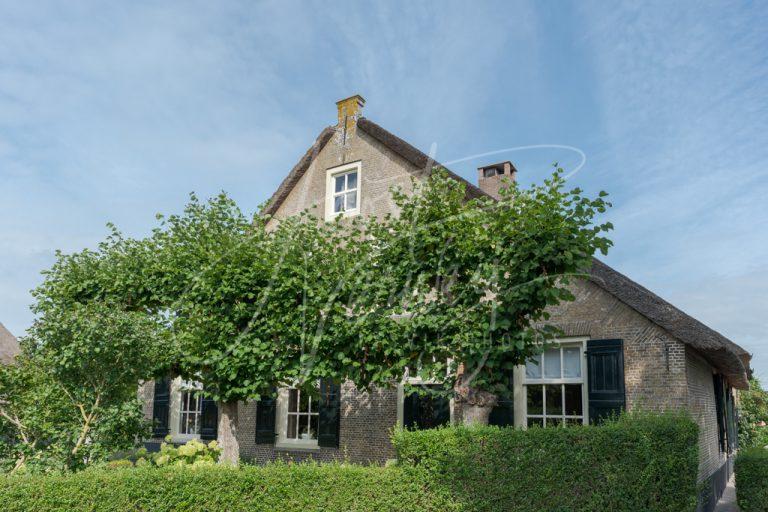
[326,162,361,220]
[524,344,586,427]
[286,388,319,441]
[178,381,203,435]
[333,171,358,213]
[276,383,321,447]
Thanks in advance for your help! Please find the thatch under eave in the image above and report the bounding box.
[588,259,749,389]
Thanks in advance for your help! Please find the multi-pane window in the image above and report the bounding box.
[179,382,203,435]
[524,344,585,427]
[285,388,319,441]
[332,170,359,214]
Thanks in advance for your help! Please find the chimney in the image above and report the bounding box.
[336,94,365,142]
[477,161,516,200]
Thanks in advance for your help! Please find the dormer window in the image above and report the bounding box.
[325,162,361,220]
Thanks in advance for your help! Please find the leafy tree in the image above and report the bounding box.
[12,164,612,469]
[0,303,162,472]
[739,378,768,449]
[146,195,364,463]
[352,168,612,423]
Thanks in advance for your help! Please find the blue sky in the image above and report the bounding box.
[1,1,767,379]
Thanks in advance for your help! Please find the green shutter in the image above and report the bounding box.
[199,396,218,440]
[152,377,171,437]
[318,380,340,448]
[713,374,727,453]
[587,339,625,424]
[255,390,277,444]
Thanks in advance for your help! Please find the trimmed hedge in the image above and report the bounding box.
[393,412,699,512]
[0,463,459,512]
[736,447,768,512]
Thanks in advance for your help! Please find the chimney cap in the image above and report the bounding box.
[336,94,366,106]
[477,161,516,173]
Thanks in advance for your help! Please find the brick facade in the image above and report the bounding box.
[686,347,727,480]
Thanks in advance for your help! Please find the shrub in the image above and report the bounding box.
[107,438,221,468]
[152,437,221,467]
[735,447,768,512]
[739,378,768,449]
[0,463,458,512]
[392,411,699,512]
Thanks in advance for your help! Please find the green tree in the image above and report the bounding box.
[739,378,768,449]
[146,195,364,463]
[353,168,612,423]
[0,302,164,472]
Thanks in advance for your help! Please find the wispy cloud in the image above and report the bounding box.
[576,1,768,378]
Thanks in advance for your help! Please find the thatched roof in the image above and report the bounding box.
[264,117,751,389]
[588,260,748,388]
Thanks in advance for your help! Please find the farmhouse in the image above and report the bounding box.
[140,96,749,512]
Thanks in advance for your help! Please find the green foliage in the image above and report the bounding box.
[735,447,768,512]
[13,167,613,467]
[0,301,163,472]
[152,438,221,467]
[109,438,221,468]
[0,463,458,512]
[392,412,699,512]
[350,168,612,397]
[0,353,149,473]
[739,378,768,449]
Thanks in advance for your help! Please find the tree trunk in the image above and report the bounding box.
[460,403,494,425]
[453,363,497,426]
[218,401,239,465]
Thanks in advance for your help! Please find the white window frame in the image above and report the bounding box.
[518,337,589,428]
[325,161,361,221]
[168,377,203,442]
[275,384,321,450]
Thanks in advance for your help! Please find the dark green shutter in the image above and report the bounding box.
[489,370,515,427]
[152,377,171,437]
[318,380,341,448]
[725,385,737,453]
[255,390,277,444]
[199,396,218,440]
[713,374,727,452]
[586,339,625,424]
[403,385,450,430]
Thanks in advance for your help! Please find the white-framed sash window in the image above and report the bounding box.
[276,383,321,449]
[325,162,361,220]
[522,339,588,427]
[167,378,204,442]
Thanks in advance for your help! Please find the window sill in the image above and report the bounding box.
[325,209,360,221]
[274,441,321,452]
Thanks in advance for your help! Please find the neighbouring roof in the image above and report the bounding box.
[0,322,20,364]
[265,117,751,389]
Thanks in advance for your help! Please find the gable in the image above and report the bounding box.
[266,125,421,224]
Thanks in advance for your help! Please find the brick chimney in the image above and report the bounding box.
[477,161,516,200]
[336,94,365,143]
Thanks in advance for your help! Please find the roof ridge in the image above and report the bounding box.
[356,117,490,200]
